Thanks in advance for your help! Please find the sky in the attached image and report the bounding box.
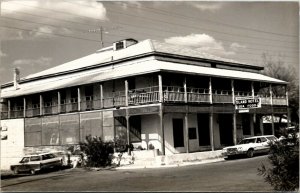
[0,1,299,85]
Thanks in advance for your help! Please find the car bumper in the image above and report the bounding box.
[222,150,247,156]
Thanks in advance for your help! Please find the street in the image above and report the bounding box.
[1,155,272,192]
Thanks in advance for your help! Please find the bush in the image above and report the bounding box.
[258,126,299,191]
[79,135,114,167]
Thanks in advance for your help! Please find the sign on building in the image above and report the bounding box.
[235,97,261,110]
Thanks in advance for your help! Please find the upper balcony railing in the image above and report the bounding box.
[1,85,288,119]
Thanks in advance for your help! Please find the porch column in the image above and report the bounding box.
[209,77,212,104]
[40,94,43,116]
[77,87,81,111]
[286,86,290,127]
[259,115,264,135]
[100,84,104,108]
[233,112,237,145]
[8,99,11,119]
[251,82,256,136]
[231,79,235,104]
[269,84,275,135]
[269,84,273,106]
[23,97,26,117]
[158,74,163,103]
[185,112,189,153]
[250,114,255,136]
[125,80,129,106]
[126,112,131,154]
[184,77,187,103]
[209,112,214,151]
[159,104,165,155]
[57,91,61,113]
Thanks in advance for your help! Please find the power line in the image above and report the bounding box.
[1,16,298,61]
[8,1,299,50]
[120,2,298,38]
[0,25,112,43]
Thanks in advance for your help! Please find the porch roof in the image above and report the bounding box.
[1,60,286,98]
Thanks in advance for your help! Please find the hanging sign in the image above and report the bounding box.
[235,97,261,110]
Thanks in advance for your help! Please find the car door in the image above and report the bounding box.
[18,157,30,172]
[260,137,269,153]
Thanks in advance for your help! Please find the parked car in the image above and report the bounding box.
[222,135,278,159]
[10,153,62,175]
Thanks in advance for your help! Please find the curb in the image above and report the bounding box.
[116,158,225,170]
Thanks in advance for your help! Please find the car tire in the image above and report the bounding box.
[13,167,19,175]
[30,169,36,175]
[247,149,254,158]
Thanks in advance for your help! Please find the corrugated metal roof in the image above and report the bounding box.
[22,39,261,81]
[1,59,286,98]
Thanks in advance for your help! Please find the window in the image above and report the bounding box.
[189,128,197,139]
[115,42,124,50]
[42,154,50,160]
[260,137,267,142]
[30,156,41,161]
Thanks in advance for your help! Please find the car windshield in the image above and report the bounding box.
[239,138,256,144]
[20,157,30,163]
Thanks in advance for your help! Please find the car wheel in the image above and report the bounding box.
[30,169,36,175]
[13,167,19,175]
[247,149,254,158]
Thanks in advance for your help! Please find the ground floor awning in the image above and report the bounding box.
[1,59,286,98]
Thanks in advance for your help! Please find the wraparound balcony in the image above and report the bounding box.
[1,85,288,119]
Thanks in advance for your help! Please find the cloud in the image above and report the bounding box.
[2,0,107,20]
[188,2,223,12]
[0,50,7,57]
[165,33,235,56]
[230,42,247,51]
[115,1,142,10]
[12,57,52,67]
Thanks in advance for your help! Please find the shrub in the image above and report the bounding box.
[79,135,114,167]
[148,143,155,150]
[258,126,299,191]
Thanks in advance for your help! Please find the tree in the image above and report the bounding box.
[258,126,299,191]
[261,53,299,126]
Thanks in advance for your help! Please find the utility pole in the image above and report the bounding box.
[88,25,121,48]
[88,26,104,48]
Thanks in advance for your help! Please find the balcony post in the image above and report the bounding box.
[57,91,61,113]
[159,104,165,155]
[23,97,26,117]
[185,111,189,153]
[209,77,212,104]
[126,110,131,155]
[209,111,214,151]
[233,112,237,145]
[231,79,235,104]
[251,82,255,97]
[8,99,11,119]
[40,95,43,116]
[269,84,273,106]
[100,84,104,108]
[125,80,129,106]
[77,87,81,111]
[184,77,187,103]
[285,86,289,106]
[158,74,163,103]
[251,81,256,136]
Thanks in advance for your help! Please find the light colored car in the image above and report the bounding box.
[222,135,278,159]
[10,153,62,175]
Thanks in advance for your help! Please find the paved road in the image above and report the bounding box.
[1,155,273,192]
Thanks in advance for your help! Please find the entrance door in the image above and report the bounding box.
[219,114,233,146]
[197,114,210,146]
[173,119,184,147]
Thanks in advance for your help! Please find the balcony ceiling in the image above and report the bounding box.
[1,59,286,98]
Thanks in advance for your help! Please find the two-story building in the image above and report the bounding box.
[0,39,288,168]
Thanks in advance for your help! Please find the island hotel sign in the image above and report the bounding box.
[235,97,261,113]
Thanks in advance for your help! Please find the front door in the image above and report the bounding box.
[173,119,184,148]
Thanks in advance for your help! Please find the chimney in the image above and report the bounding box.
[13,68,20,90]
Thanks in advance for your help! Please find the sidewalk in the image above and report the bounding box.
[116,157,225,170]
